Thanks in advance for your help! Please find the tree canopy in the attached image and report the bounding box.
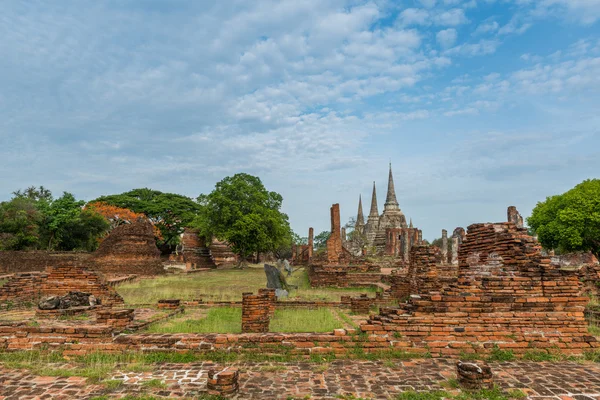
[191,173,291,263]
[0,187,109,251]
[92,188,200,246]
[528,179,600,257]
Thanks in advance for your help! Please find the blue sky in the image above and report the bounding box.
[1,0,599,240]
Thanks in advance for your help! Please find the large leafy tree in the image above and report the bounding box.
[92,188,201,247]
[0,188,109,251]
[528,179,600,257]
[0,196,43,250]
[192,173,291,265]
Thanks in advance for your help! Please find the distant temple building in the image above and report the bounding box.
[350,164,422,261]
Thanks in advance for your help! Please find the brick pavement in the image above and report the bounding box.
[2,359,600,399]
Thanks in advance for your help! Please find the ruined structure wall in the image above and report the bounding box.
[0,265,123,306]
[92,220,164,275]
[0,251,91,274]
[363,219,596,356]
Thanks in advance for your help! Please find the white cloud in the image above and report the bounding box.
[473,20,499,35]
[418,0,437,9]
[398,8,430,25]
[433,8,469,26]
[436,28,458,48]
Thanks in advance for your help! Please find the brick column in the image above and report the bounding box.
[258,288,276,318]
[242,292,270,333]
[207,367,239,396]
[457,361,493,390]
[441,229,448,264]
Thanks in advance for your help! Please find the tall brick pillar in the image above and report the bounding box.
[308,227,314,260]
[441,229,448,264]
[326,204,342,264]
[241,292,270,333]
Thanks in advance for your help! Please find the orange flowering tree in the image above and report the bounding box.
[86,202,162,240]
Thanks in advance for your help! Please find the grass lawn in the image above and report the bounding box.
[117,265,376,304]
[144,307,343,333]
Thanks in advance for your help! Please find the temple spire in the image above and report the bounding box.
[385,163,399,207]
[368,181,379,217]
[356,195,365,226]
[409,218,413,228]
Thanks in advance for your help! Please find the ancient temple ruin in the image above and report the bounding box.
[349,164,423,260]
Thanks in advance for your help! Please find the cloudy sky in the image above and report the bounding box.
[1,0,599,240]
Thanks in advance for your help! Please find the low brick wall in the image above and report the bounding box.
[35,306,98,319]
[308,265,383,288]
[0,251,91,274]
[96,309,135,328]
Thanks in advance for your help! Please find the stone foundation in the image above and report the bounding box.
[96,309,134,328]
[157,299,181,310]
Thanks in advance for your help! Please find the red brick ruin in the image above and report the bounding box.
[0,263,123,306]
[92,219,164,275]
[365,210,597,356]
[326,204,343,264]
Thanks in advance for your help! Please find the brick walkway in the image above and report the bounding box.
[2,359,600,399]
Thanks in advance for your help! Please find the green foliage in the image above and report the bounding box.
[314,230,331,250]
[93,188,201,247]
[0,196,43,250]
[528,179,600,256]
[0,188,108,251]
[487,346,515,362]
[192,173,291,261]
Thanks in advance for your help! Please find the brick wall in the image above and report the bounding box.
[0,251,91,274]
[0,264,123,306]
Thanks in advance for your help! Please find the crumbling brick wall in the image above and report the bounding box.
[363,217,597,356]
[0,264,123,306]
[91,219,164,275]
[0,251,91,274]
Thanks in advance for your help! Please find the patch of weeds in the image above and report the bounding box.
[441,378,459,389]
[521,350,556,362]
[141,379,167,389]
[312,364,329,373]
[383,359,395,368]
[588,324,600,337]
[101,379,124,390]
[487,346,515,362]
[396,390,450,400]
[584,350,600,362]
[259,365,287,372]
[393,331,402,339]
[506,389,527,399]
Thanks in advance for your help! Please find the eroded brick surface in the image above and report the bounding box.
[2,360,600,399]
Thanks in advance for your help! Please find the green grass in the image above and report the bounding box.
[270,308,343,332]
[146,306,342,333]
[141,379,167,389]
[396,387,526,400]
[588,324,600,336]
[487,346,515,362]
[117,266,374,304]
[0,279,7,287]
[146,307,242,334]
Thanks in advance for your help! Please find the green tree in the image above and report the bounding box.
[314,230,331,250]
[0,197,43,250]
[41,192,110,251]
[528,179,600,257]
[192,173,291,266]
[92,188,201,247]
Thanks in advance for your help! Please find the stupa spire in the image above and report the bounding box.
[385,163,399,207]
[368,181,379,217]
[356,195,365,226]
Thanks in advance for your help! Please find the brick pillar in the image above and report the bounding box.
[242,292,270,333]
[308,227,314,260]
[258,288,276,318]
[351,294,372,314]
[451,236,459,265]
[441,229,448,264]
[326,204,342,264]
[418,230,423,245]
[457,361,493,390]
[507,206,524,228]
[207,367,239,397]
[403,230,410,263]
[341,227,347,248]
